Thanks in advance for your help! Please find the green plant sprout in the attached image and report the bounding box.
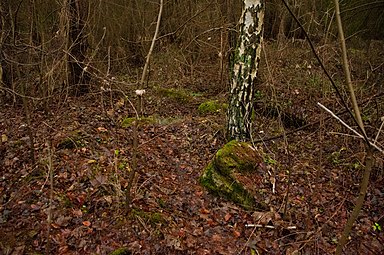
[373,222,382,231]
[264,156,277,165]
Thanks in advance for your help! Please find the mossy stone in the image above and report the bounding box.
[200,162,256,209]
[214,140,261,175]
[200,140,267,210]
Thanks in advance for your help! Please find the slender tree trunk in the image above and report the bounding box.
[227,0,265,141]
[0,0,12,101]
[277,2,287,45]
[333,0,369,253]
[67,0,90,95]
[226,0,238,55]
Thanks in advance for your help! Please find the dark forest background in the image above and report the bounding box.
[1,0,383,103]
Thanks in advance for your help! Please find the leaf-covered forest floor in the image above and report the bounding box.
[1,41,384,254]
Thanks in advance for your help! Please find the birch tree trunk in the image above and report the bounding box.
[227,0,265,141]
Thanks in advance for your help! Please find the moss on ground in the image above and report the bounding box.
[197,100,227,115]
[121,116,157,128]
[130,208,165,226]
[109,247,131,255]
[121,115,183,128]
[156,87,194,103]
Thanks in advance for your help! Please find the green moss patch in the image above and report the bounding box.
[121,116,156,128]
[130,209,165,226]
[108,247,131,255]
[121,115,183,128]
[197,100,227,115]
[156,87,194,103]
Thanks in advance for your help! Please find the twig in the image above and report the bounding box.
[0,86,53,100]
[140,0,163,87]
[282,152,292,219]
[328,132,361,139]
[244,224,297,229]
[317,103,362,138]
[21,84,35,164]
[46,140,54,255]
[374,117,384,144]
[317,102,383,154]
[125,112,138,209]
[238,223,259,255]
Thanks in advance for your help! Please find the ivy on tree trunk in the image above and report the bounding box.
[227,0,264,141]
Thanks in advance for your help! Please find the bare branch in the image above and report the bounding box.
[140,0,163,87]
[317,102,383,153]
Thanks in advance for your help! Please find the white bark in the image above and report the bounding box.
[227,0,265,141]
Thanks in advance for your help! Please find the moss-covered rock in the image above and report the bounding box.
[214,140,261,174]
[197,100,227,115]
[200,140,268,210]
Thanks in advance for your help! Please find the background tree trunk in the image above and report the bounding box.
[0,0,12,102]
[67,0,90,95]
[227,0,265,141]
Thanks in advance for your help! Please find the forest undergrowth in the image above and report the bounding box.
[0,41,383,254]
